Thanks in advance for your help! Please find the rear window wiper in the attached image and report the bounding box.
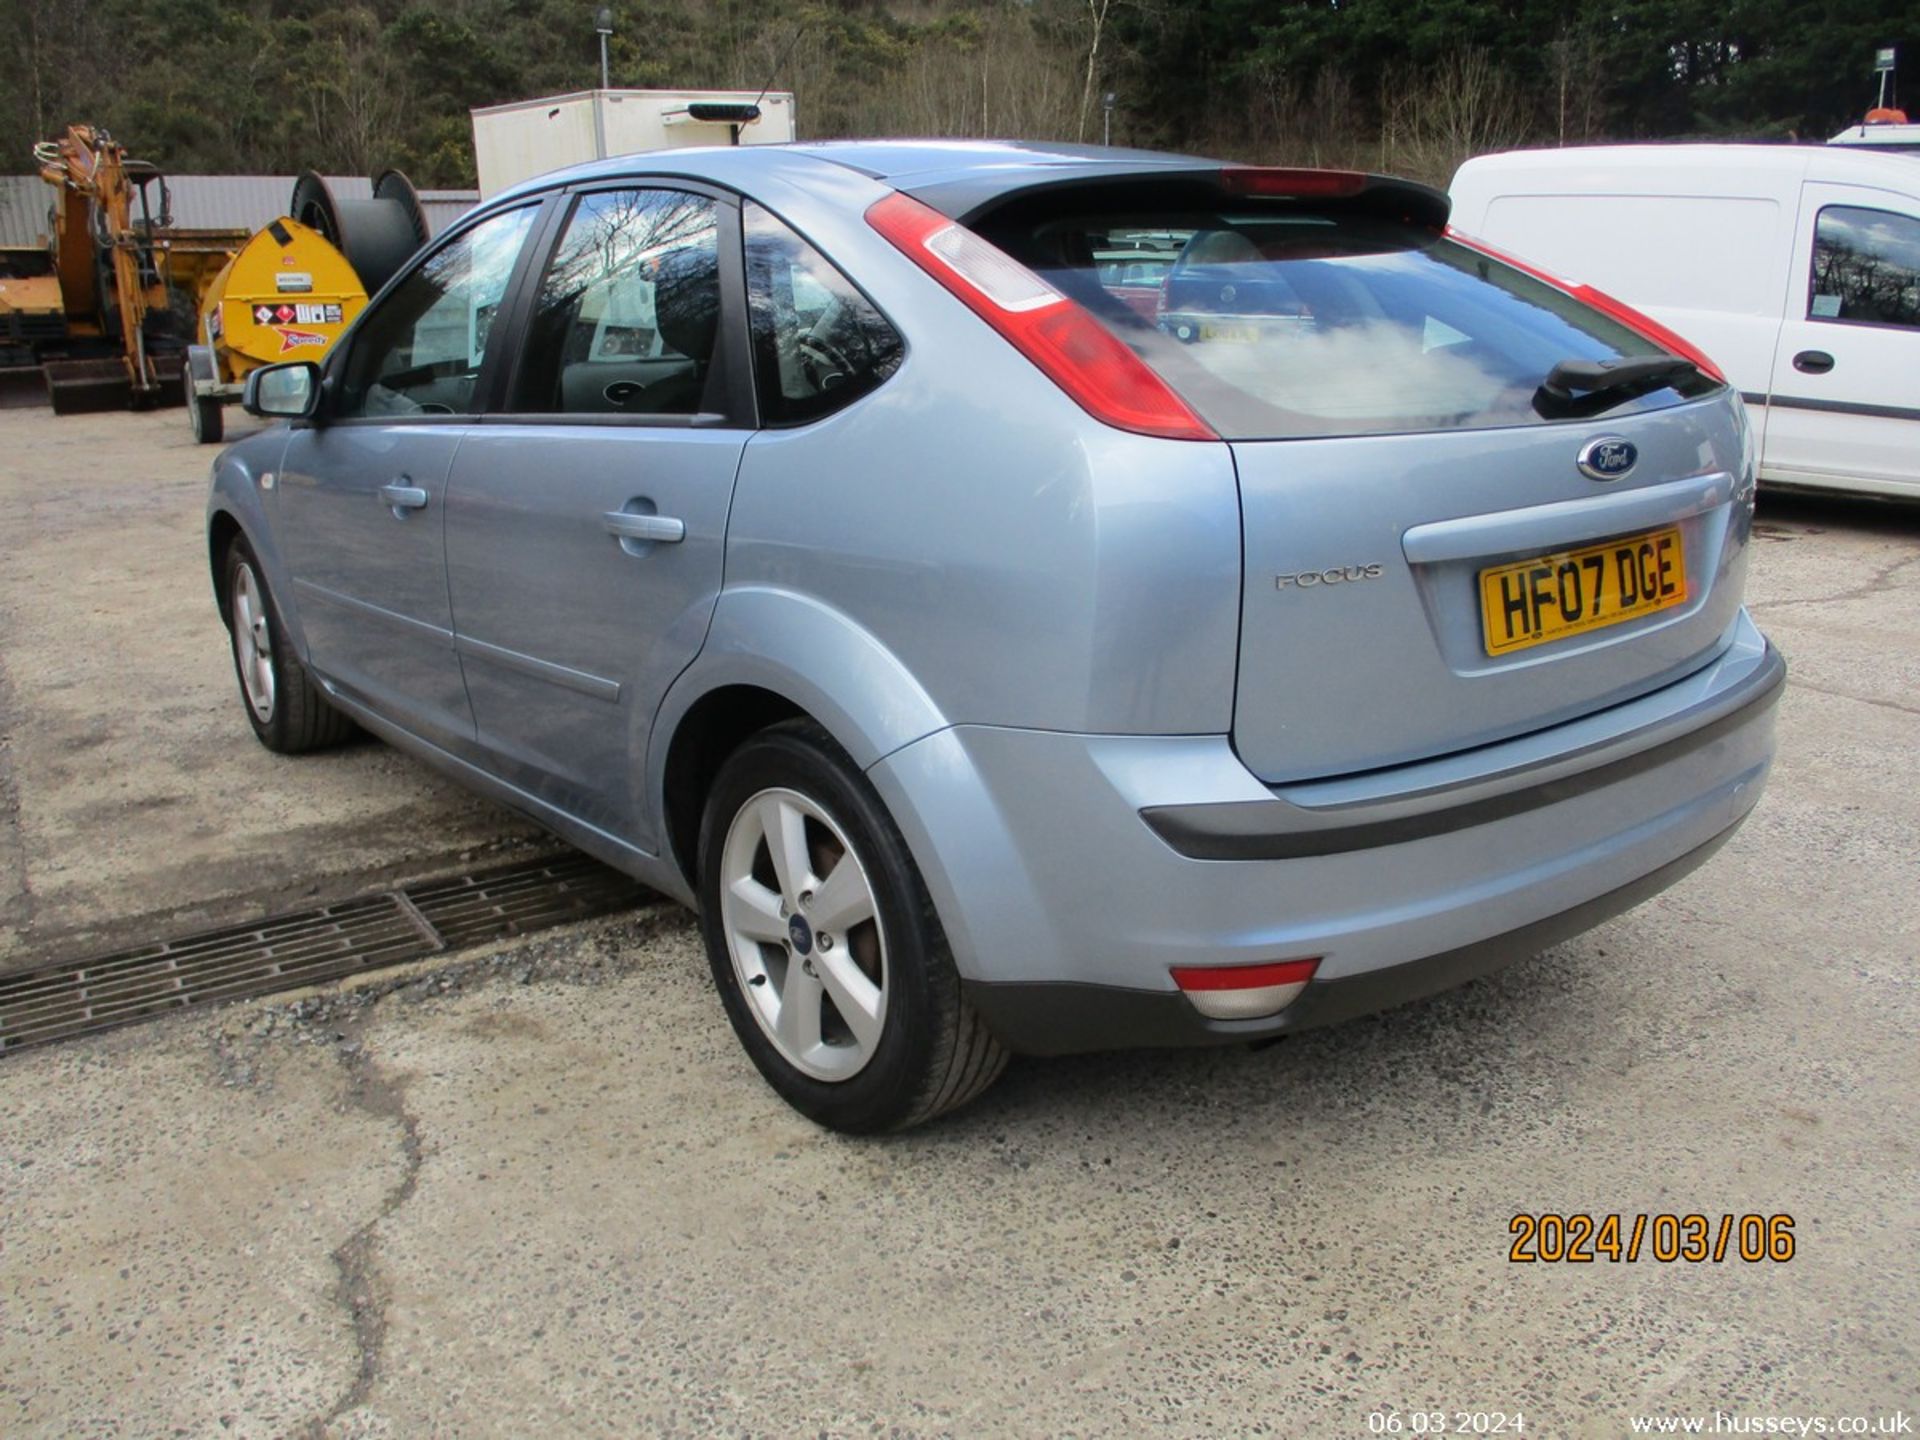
[1533,355,1701,419]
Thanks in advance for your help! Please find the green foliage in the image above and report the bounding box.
[1,0,1912,188]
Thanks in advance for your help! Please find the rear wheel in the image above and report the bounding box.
[698,720,1007,1132]
[224,537,353,753]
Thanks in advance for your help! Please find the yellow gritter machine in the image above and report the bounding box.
[186,170,429,442]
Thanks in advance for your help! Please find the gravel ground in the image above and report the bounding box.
[0,409,551,973]
[0,407,1916,1436]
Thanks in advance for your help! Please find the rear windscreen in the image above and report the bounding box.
[977,202,1722,441]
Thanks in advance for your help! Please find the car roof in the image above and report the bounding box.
[796,139,1229,220]
[485,138,1452,230]
[491,138,1225,220]
[790,138,1214,182]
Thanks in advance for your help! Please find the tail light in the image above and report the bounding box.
[865,191,1215,442]
[1220,167,1367,199]
[1447,227,1727,383]
[1170,957,1321,1021]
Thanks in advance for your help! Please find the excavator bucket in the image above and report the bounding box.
[45,358,134,414]
[43,355,184,414]
[0,365,48,409]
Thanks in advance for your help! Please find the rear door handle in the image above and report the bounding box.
[1792,350,1835,375]
[603,511,686,545]
[379,481,429,512]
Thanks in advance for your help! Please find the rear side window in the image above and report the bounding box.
[981,203,1719,441]
[743,202,902,425]
[1810,205,1920,330]
[513,188,721,417]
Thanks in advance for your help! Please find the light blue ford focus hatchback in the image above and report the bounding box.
[209,141,1782,1130]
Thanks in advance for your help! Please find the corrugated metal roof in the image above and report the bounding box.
[0,173,477,250]
[417,192,479,236]
[0,177,54,248]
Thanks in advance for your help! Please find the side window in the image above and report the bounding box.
[743,202,903,425]
[1809,205,1920,330]
[512,188,720,416]
[335,205,536,418]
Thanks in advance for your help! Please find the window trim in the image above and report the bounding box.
[314,196,556,428]
[1805,202,1920,335]
[739,197,909,430]
[487,177,758,430]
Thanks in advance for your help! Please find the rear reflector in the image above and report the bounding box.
[865,191,1216,442]
[1220,167,1367,199]
[1447,228,1728,384]
[1170,957,1321,1021]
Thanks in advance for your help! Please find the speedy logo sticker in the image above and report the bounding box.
[277,327,328,353]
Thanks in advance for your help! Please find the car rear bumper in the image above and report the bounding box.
[960,817,1744,1054]
[1139,636,1783,860]
[866,611,1781,1056]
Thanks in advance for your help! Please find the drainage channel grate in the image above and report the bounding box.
[0,853,656,1056]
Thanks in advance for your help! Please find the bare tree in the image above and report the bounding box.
[1549,26,1605,145]
[303,8,413,175]
[1077,0,1112,143]
[1380,49,1530,186]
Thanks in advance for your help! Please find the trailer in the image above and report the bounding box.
[471,89,796,198]
[183,171,429,443]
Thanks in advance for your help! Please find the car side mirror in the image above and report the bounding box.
[242,361,321,420]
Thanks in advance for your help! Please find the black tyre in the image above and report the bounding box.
[190,392,223,445]
[222,536,354,753]
[697,720,1008,1132]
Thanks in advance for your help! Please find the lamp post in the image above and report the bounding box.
[596,7,613,90]
[1102,91,1116,146]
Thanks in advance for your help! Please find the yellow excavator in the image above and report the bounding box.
[2,124,198,413]
[184,171,428,443]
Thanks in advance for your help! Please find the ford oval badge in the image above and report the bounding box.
[1578,436,1638,481]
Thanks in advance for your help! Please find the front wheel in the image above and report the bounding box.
[223,537,354,753]
[697,720,1007,1132]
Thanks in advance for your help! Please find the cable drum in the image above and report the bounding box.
[289,169,430,295]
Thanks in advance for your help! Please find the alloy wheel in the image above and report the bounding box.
[717,786,888,1082]
[230,561,276,724]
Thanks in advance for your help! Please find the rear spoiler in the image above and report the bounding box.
[913,163,1451,231]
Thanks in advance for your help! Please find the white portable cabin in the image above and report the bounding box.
[1450,144,1920,500]
[471,89,796,198]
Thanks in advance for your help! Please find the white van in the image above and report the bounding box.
[1450,145,1920,499]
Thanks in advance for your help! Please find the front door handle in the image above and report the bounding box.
[379,481,429,512]
[603,511,686,545]
[1792,350,1835,375]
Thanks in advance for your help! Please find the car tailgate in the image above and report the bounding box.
[1230,397,1754,783]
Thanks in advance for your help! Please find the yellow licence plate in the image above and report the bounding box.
[1199,321,1259,343]
[1479,526,1688,656]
